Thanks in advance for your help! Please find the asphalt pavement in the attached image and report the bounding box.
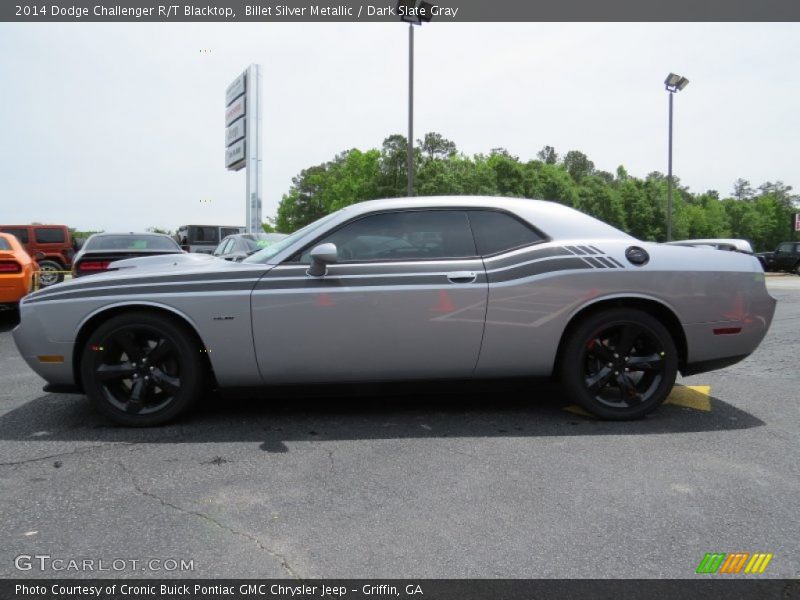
[0,278,798,579]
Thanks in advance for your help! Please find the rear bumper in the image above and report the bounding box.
[681,354,749,376]
[681,284,777,375]
[0,276,30,303]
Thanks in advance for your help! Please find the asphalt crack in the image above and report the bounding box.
[116,461,299,579]
[0,442,131,467]
[327,448,336,474]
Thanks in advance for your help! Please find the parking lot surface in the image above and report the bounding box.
[1,278,798,579]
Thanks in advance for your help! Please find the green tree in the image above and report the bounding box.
[562,150,595,182]
[271,131,796,246]
[536,145,558,165]
[418,132,456,162]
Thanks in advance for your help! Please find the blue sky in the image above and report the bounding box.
[0,22,798,231]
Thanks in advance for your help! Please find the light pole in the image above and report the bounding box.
[664,73,689,241]
[398,1,432,197]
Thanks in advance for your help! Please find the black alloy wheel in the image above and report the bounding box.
[560,308,678,420]
[81,311,204,426]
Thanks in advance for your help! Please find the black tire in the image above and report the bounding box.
[37,259,64,287]
[793,262,800,276]
[560,308,678,420]
[80,311,204,426]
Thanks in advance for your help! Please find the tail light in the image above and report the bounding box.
[79,261,111,272]
[0,261,22,274]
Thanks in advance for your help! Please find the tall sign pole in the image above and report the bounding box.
[666,90,674,242]
[407,23,414,197]
[225,64,262,233]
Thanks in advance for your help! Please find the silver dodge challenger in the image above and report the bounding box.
[13,197,776,426]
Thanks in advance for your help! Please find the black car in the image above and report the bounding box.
[72,233,184,277]
[756,242,800,275]
[212,232,287,262]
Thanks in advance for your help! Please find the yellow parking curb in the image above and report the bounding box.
[564,384,712,417]
[563,405,594,417]
[664,385,712,411]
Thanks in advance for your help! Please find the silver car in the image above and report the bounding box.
[13,197,776,426]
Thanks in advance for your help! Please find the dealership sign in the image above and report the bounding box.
[225,65,263,233]
[225,139,245,168]
[225,76,247,170]
[225,119,246,146]
[795,213,800,232]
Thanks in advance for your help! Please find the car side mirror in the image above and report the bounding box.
[307,243,338,277]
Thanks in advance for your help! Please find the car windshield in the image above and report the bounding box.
[242,234,287,252]
[86,235,181,251]
[243,212,342,263]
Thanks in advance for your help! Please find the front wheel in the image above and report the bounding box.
[80,312,204,426]
[560,308,678,420]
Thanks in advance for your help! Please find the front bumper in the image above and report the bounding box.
[12,303,78,387]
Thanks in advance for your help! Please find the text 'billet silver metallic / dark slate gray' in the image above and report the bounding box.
[4,0,799,22]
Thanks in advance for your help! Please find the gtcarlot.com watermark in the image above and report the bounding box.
[14,554,194,573]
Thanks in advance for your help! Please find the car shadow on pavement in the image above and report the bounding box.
[0,379,765,451]
[0,309,19,333]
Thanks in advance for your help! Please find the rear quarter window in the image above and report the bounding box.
[468,210,544,256]
[35,228,66,244]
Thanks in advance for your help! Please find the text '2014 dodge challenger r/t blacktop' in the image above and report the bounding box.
[13,197,776,426]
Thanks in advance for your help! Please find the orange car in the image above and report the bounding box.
[0,232,36,308]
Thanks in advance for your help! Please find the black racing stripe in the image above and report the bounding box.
[566,245,586,255]
[255,272,488,291]
[25,281,257,304]
[579,245,597,255]
[582,256,606,268]
[487,257,590,283]
[589,245,604,254]
[606,256,626,268]
[595,256,617,268]
[30,271,264,299]
[484,246,573,269]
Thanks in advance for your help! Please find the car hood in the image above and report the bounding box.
[110,252,218,271]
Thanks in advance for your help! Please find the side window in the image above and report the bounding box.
[0,228,29,244]
[35,228,65,244]
[298,210,476,263]
[215,239,233,255]
[777,243,792,253]
[467,210,544,256]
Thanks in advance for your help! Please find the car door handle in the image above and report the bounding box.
[446,271,477,284]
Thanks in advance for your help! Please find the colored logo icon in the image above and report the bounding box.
[696,552,773,574]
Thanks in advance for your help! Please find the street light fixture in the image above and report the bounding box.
[664,72,689,241]
[398,0,433,197]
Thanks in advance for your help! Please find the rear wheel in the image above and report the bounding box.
[37,260,64,287]
[560,308,678,420]
[80,312,204,426]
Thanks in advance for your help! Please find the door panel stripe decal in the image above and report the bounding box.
[26,246,624,303]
